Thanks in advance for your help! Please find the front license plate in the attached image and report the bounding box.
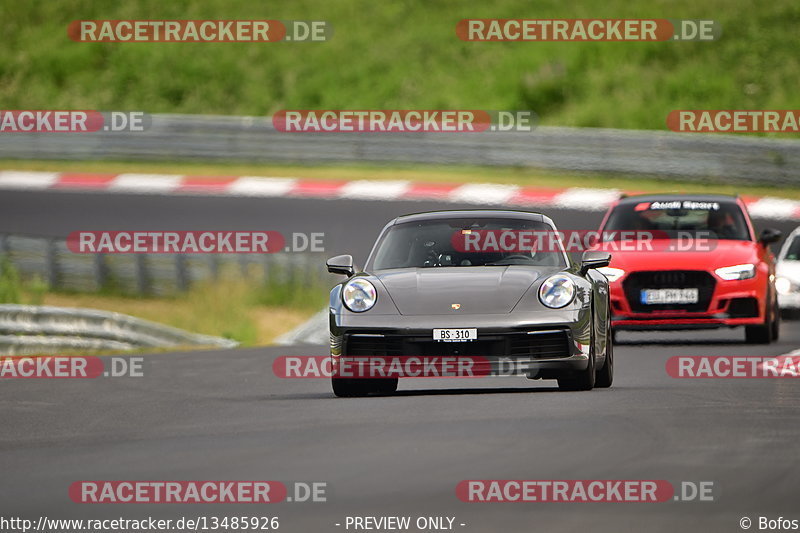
[640,288,699,305]
[433,328,477,342]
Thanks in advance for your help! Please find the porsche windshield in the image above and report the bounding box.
[603,200,751,241]
[370,218,566,270]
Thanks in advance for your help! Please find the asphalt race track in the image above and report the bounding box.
[0,190,647,263]
[2,189,800,532]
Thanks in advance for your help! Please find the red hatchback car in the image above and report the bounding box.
[593,194,782,343]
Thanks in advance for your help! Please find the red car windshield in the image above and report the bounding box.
[603,200,751,241]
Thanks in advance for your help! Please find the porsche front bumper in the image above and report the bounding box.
[329,308,592,378]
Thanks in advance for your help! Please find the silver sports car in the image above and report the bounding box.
[326,210,613,396]
[776,226,800,318]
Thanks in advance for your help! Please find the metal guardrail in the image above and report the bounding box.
[1,114,799,185]
[274,309,329,346]
[0,304,238,355]
[0,234,334,353]
[0,233,329,296]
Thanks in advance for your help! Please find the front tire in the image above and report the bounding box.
[745,322,771,344]
[745,291,775,344]
[332,377,369,397]
[558,311,596,391]
[372,378,398,395]
[558,353,595,391]
[770,300,780,341]
[780,308,800,320]
[331,377,398,397]
[595,318,613,389]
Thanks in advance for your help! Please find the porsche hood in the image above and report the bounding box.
[373,266,560,315]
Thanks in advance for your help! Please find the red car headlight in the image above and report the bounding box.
[715,263,756,281]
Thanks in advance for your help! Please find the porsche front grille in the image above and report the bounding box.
[344,330,571,359]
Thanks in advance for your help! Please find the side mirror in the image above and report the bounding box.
[326,254,355,276]
[759,228,782,245]
[580,250,611,275]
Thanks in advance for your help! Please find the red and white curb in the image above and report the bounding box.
[1,170,799,219]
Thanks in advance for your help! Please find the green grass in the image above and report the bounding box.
[2,0,799,132]
[3,256,328,346]
[41,278,326,346]
[61,270,330,345]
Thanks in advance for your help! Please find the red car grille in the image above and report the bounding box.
[622,270,716,313]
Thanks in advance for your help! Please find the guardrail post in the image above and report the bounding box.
[208,253,219,280]
[175,254,189,291]
[260,252,269,281]
[135,254,148,294]
[94,253,108,291]
[45,238,59,288]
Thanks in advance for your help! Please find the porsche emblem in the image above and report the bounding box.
[451,303,461,310]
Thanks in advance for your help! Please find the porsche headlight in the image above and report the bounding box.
[539,274,576,308]
[597,267,625,282]
[342,278,377,312]
[776,277,794,294]
[715,264,756,281]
